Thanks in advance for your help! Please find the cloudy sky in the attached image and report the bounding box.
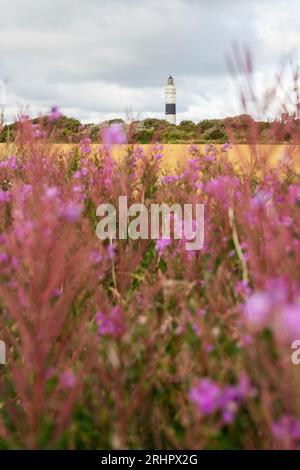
[0,0,299,123]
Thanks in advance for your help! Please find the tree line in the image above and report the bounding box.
[1,113,299,144]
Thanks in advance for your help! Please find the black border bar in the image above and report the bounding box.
[0,450,298,467]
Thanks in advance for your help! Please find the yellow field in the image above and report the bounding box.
[109,144,300,172]
[1,143,300,172]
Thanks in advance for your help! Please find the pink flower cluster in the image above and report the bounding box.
[102,123,127,147]
[243,277,300,341]
[95,306,125,338]
[190,376,255,424]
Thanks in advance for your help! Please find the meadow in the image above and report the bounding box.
[0,112,300,449]
[3,142,300,172]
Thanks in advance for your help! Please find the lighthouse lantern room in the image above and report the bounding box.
[165,75,176,125]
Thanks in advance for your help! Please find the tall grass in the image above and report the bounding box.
[0,58,300,449]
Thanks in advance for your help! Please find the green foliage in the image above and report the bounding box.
[1,113,299,144]
[0,125,14,143]
[135,129,153,143]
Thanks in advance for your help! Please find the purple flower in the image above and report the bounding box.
[52,287,62,298]
[190,376,255,424]
[61,202,82,223]
[282,216,292,227]
[80,137,92,155]
[189,379,222,414]
[133,146,144,159]
[90,250,102,264]
[205,153,215,163]
[236,280,251,296]
[11,256,19,269]
[244,291,271,328]
[100,154,116,188]
[44,186,60,199]
[292,420,300,439]
[0,190,11,203]
[20,184,32,198]
[251,189,273,209]
[107,243,115,260]
[102,124,127,146]
[169,175,178,182]
[265,277,288,304]
[152,144,163,154]
[32,123,46,139]
[281,304,300,341]
[222,143,232,151]
[187,158,201,171]
[72,184,83,193]
[197,308,206,318]
[222,407,237,424]
[192,323,202,337]
[205,343,214,353]
[288,185,300,204]
[188,144,199,154]
[155,237,171,255]
[73,170,81,179]
[239,334,253,347]
[60,370,76,388]
[95,306,124,338]
[161,175,178,185]
[0,155,17,170]
[272,415,300,442]
[205,176,239,207]
[49,106,62,121]
[0,252,8,264]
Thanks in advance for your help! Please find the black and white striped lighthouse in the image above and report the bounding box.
[165,75,176,125]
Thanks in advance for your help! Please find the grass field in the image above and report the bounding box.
[2,143,300,172]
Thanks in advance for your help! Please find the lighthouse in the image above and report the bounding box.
[165,75,176,125]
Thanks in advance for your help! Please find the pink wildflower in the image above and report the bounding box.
[95,307,124,338]
[80,137,92,155]
[61,202,82,223]
[244,291,272,328]
[102,124,127,146]
[0,155,17,170]
[60,370,76,389]
[155,237,171,255]
[272,415,300,442]
[189,379,222,414]
[49,106,62,121]
[0,190,11,203]
[281,304,300,341]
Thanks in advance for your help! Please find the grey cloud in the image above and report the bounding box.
[0,0,299,122]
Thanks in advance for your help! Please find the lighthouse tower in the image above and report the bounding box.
[165,75,176,125]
